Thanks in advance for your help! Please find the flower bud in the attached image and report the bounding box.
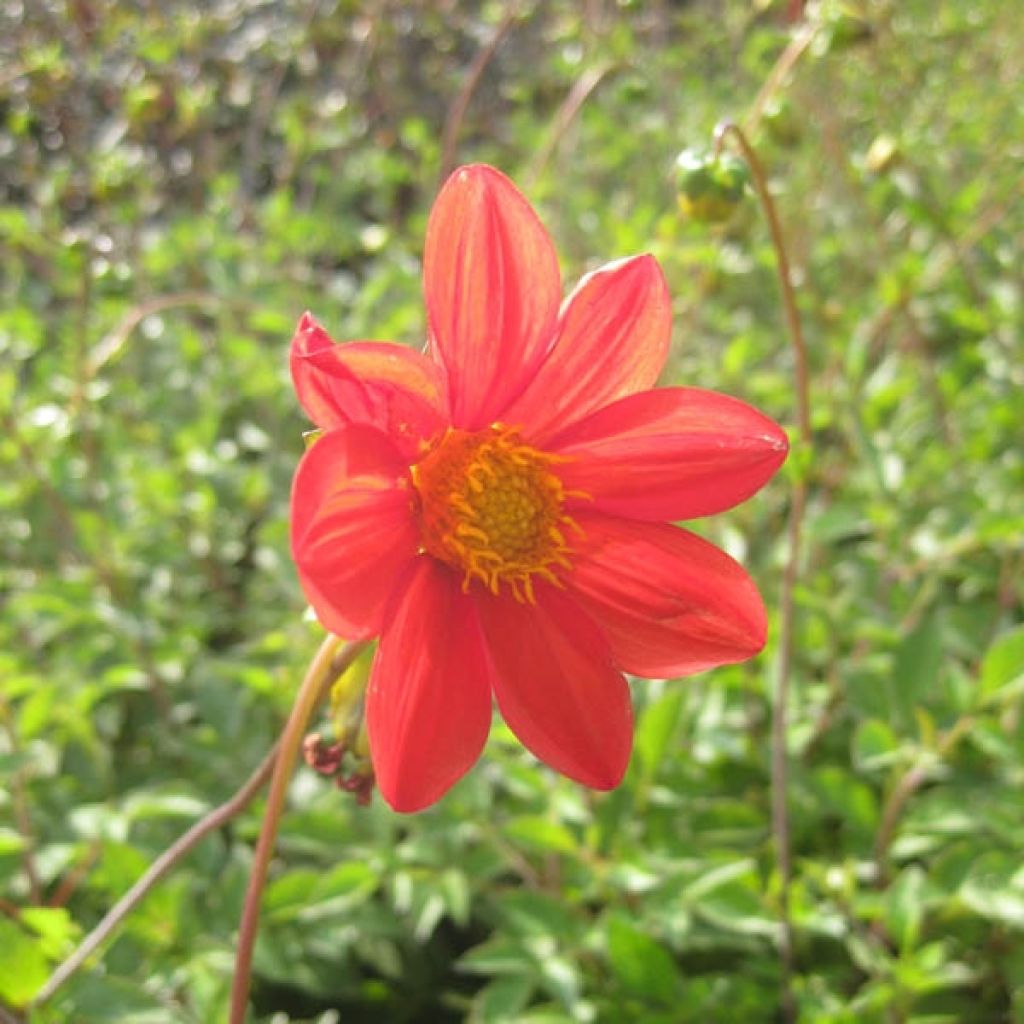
[675,149,749,224]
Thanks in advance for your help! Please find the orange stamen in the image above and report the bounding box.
[411,425,584,603]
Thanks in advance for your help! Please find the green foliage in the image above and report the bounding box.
[2,0,1021,1021]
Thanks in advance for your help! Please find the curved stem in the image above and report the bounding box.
[744,22,818,138]
[713,122,812,442]
[714,120,812,1024]
[438,9,518,183]
[228,636,368,1024]
[34,743,280,1006]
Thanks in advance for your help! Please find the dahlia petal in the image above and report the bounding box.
[291,425,419,639]
[290,313,447,456]
[476,585,633,789]
[424,165,561,429]
[504,255,672,442]
[367,558,493,813]
[568,514,768,678]
[550,387,789,520]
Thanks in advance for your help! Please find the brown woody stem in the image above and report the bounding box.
[228,635,369,1024]
[714,119,813,1024]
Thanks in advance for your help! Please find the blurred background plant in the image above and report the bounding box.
[1,0,1022,1021]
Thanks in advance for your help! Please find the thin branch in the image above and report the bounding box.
[34,634,366,1009]
[873,716,974,883]
[238,0,322,220]
[525,62,613,189]
[33,742,280,1005]
[439,10,518,182]
[84,290,222,384]
[713,123,812,441]
[229,636,369,1024]
[714,120,813,1024]
[744,21,818,137]
[47,840,102,909]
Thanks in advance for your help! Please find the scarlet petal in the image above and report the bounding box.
[423,165,561,430]
[505,256,672,443]
[290,313,447,456]
[476,586,633,790]
[367,559,493,813]
[568,514,768,678]
[550,387,789,520]
[291,425,419,639]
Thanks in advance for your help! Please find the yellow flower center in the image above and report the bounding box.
[411,425,581,603]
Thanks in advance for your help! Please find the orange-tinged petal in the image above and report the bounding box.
[291,425,418,639]
[568,514,767,678]
[424,165,561,429]
[290,312,447,457]
[505,255,672,442]
[367,558,493,813]
[550,386,789,521]
[476,585,632,790]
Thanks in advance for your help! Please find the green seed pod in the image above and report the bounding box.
[675,149,750,224]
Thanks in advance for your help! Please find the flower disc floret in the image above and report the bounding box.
[412,425,579,602]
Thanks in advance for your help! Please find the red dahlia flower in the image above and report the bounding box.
[290,164,788,812]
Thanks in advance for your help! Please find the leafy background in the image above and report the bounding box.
[2,0,1022,1021]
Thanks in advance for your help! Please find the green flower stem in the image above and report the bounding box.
[714,119,813,1024]
[229,634,369,1024]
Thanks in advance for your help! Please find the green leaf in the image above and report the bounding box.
[852,718,905,771]
[890,612,943,726]
[472,974,535,1023]
[503,816,577,855]
[0,917,49,1007]
[979,625,1024,703]
[20,906,78,960]
[461,938,535,977]
[0,827,27,855]
[959,852,1024,929]
[884,865,928,952]
[635,687,685,778]
[605,913,680,1004]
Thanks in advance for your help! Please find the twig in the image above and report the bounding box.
[83,290,222,384]
[525,62,613,189]
[744,21,818,137]
[47,839,102,909]
[713,123,812,440]
[873,716,974,883]
[714,120,812,1024]
[33,742,280,1005]
[229,636,368,1024]
[33,635,365,1009]
[439,10,518,182]
[239,0,322,220]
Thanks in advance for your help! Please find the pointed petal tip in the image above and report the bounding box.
[581,748,630,791]
[446,162,511,185]
[378,782,438,815]
[290,312,333,359]
[367,560,492,815]
[425,159,560,428]
[567,515,771,678]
